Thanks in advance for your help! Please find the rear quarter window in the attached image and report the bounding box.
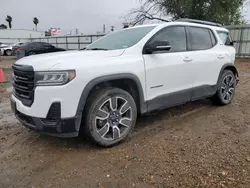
[217,31,233,46]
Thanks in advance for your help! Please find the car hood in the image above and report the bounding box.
[15,49,125,71]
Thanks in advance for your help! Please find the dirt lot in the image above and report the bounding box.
[0,57,250,188]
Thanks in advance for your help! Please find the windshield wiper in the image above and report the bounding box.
[86,48,109,51]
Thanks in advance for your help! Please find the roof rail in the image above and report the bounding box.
[176,18,223,27]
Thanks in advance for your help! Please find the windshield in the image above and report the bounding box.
[86,26,156,50]
[20,42,30,47]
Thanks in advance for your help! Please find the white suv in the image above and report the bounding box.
[11,19,238,146]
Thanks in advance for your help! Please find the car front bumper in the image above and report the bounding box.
[11,97,82,138]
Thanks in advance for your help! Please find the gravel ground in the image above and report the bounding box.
[0,58,250,188]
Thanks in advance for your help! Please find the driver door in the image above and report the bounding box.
[143,26,194,111]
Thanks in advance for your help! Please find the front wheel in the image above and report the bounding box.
[211,70,237,105]
[83,87,137,147]
[28,51,36,56]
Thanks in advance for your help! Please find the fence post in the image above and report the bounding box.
[66,36,68,50]
[78,36,80,50]
[90,36,93,43]
[56,37,58,47]
[238,26,244,57]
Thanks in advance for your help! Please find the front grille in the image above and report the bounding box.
[12,64,35,107]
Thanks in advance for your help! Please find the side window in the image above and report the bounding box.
[31,43,41,48]
[188,27,213,50]
[44,44,53,48]
[217,31,233,46]
[148,26,187,52]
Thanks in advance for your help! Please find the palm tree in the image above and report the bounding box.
[33,17,39,31]
[5,15,12,29]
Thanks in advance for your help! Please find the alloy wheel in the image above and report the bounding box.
[6,50,12,56]
[29,52,36,56]
[95,96,133,141]
[220,75,235,103]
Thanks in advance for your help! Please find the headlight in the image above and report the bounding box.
[35,70,76,86]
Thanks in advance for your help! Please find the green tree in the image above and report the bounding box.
[130,0,247,25]
[0,24,7,29]
[5,15,12,29]
[33,17,39,31]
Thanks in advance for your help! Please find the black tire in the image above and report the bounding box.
[28,51,36,56]
[211,70,236,105]
[83,87,137,147]
[5,49,12,56]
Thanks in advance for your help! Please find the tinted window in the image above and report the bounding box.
[43,43,53,47]
[148,26,187,52]
[28,42,42,47]
[217,31,233,46]
[188,27,213,50]
[19,42,30,47]
[86,26,156,50]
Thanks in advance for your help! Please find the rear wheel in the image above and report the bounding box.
[211,70,236,105]
[5,49,12,56]
[83,87,137,147]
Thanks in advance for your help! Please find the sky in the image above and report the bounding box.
[0,0,250,35]
[0,0,140,35]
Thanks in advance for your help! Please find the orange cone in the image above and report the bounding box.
[0,68,6,83]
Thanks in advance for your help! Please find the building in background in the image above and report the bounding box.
[0,29,45,45]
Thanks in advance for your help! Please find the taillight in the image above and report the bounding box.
[17,48,23,51]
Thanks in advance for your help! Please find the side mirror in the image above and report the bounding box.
[146,41,171,54]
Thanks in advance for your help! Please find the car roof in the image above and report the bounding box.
[131,21,228,32]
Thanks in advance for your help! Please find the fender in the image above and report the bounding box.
[219,63,239,77]
[217,63,239,85]
[76,73,147,117]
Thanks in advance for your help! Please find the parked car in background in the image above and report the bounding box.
[0,42,9,56]
[16,42,66,59]
[0,42,24,56]
[11,42,24,55]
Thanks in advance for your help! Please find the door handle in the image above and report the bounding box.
[217,55,225,59]
[183,57,193,62]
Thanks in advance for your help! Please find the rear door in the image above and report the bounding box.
[186,26,225,100]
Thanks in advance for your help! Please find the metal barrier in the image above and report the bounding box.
[227,25,250,57]
[0,34,105,50]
